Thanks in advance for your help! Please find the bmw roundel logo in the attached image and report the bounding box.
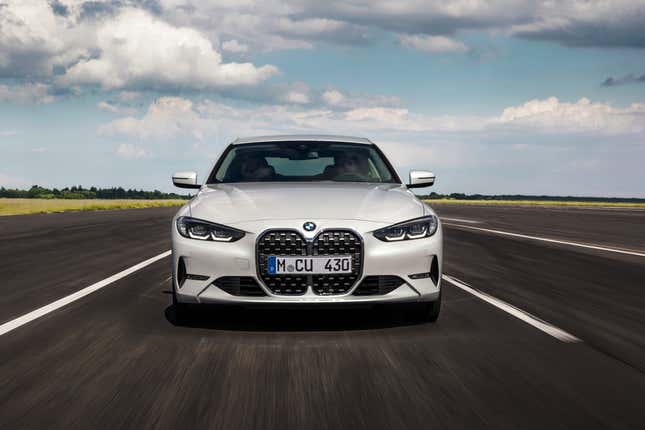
[303,221,316,232]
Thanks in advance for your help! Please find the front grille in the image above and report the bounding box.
[257,231,309,295]
[214,276,267,296]
[311,231,362,295]
[352,276,405,296]
[257,229,363,295]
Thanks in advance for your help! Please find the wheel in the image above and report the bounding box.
[409,292,441,323]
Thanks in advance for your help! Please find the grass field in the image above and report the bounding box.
[2,197,643,216]
[0,198,187,216]
[425,199,645,208]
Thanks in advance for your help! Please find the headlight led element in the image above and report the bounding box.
[373,215,438,242]
[176,217,245,242]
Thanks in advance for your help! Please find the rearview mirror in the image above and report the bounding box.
[172,171,201,189]
[407,170,435,188]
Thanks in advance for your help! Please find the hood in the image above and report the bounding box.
[189,182,426,225]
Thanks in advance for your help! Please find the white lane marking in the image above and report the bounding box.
[440,217,481,224]
[442,274,580,343]
[0,251,171,337]
[443,223,645,258]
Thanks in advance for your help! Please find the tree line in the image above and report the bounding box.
[419,192,645,203]
[0,185,191,200]
[2,186,641,203]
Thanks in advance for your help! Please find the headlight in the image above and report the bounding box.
[373,215,438,242]
[176,216,245,242]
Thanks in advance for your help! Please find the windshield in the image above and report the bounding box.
[208,141,399,184]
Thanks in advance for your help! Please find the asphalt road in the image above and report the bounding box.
[1,205,645,429]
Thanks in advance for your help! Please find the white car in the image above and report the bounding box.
[171,135,442,322]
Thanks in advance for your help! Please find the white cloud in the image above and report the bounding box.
[59,8,278,90]
[159,1,370,51]
[2,0,643,108]
[345,107,410,124]
[341,107,486,133]
[97,101,119,113]
[273,17,347,36]
[506,1,645,47]
[0,2,279,93]
[283,91,310,104]
[116,143,147,159]
[321,88,401,109]
[222,39,249,53]
[321,89,345,106]
[97,101,138,116]
[100,97,214,140]
[100,95,645,147]
[0,83,56,104]
[293,1,645,48]
[0,130,18,137]
[398,34,468,53]
[0,1,68,77]
[2,0,644,96]
[131,1,645,51]
[279,82,311,104]
[497,97,645,134]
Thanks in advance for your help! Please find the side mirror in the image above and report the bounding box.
[172,171,201,189]
[407,170,435,188]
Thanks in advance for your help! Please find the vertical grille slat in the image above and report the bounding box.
[256,229,363,295]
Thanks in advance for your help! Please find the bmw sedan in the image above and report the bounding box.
[171,135,442,322]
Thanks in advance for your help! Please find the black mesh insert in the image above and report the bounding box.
[430,255,439,285]
[311,231,362,295]
[257,229,363,295]
[257,231,308,295]
[214,277,267,296]
[352,276,405,296]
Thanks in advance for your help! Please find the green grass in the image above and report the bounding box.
[424,199,645,208]
[0,198,187,216]
[4,197,641,216]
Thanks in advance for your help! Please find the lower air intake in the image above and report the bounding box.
[352,276,405,296]
[214,277,267,296]
[430,255,439,285]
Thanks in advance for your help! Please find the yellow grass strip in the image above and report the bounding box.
[424,199,645,208]
[0,198,187,216]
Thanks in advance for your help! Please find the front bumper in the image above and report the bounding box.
[171,217,442,305]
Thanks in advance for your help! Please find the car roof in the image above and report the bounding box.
[232,135,373,145]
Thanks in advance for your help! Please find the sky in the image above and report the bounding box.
[1,0,645,197]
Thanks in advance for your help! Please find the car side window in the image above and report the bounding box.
[214,151,236,182]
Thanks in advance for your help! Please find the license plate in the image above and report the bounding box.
[267,256,353,275]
